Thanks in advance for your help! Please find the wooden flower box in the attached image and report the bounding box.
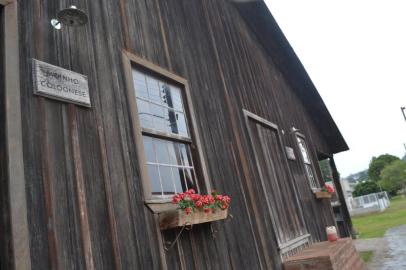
[314,191,333,199]
[159,209,228,230]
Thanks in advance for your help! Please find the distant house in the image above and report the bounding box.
[340,178,357,210]
[1,1,353,269]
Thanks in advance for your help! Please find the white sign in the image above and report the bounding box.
[285,146,296,161]
[32,59,91,107]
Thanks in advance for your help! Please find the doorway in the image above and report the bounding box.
[244,110,310,258]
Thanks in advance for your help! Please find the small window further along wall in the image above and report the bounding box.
[296,135,318,190]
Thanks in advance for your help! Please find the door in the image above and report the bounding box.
[244,110,309,256]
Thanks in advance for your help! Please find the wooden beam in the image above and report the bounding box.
[3,1,32,269]
[0,0,14,6]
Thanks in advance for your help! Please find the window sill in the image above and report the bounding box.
[145,200,177,214]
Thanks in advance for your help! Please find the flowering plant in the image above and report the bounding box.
[321,183,335,194]
[172,189,231,215]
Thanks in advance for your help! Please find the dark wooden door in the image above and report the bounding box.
[244,110,308,255]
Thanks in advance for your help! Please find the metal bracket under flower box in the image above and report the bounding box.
[314,191,333,199]
[159,209,228,230]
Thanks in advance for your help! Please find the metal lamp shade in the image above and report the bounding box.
[57,6,88,27]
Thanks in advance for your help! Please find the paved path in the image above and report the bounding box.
[354,224,406,270]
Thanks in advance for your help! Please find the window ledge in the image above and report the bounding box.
[145,200,177,213]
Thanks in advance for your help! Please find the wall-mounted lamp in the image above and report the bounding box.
[290,126,300,134]
[51,5,88,30]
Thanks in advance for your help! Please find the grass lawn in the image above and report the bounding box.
[352,195,406,239]
[359,251,373,263]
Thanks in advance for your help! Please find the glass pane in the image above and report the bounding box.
[172,167,184,193]
[136,99,153,129]
[150,104,166,132]
[160,166,175,194]
[132,70,148,99]
[167,109,178,134]
[305,164,317,188]
[183,169,196,190]
[166,141,178,165]
[143,136,155,162]
[179,144,191,167]
[147,165,161,195]
[170,86,184,111]
[297,137,311,164]
[176,112,189,137]
[146,76,161,103]
[160,83,170,106]
[155,140,170,164]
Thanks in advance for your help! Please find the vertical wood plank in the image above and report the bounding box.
[68,104,95,270]
[3,2,32,269]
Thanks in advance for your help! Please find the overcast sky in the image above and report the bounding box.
[265,0,406,177]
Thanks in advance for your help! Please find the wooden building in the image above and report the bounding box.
[0,0,353,269]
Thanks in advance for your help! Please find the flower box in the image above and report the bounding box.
[314,191,333,199]
[159,208,228,230]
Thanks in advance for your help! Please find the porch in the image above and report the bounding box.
[283,238,364,270]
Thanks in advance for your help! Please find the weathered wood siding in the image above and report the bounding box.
[1,6,13,270]
[11,0,344,269]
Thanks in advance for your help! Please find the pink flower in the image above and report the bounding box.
[325,183,335,194]
[191,194,201,201]
[208,195,215,204]
[185,207,192,215]
[186,189,195,195]
[172,195,181,204]
[195,200,203,208]
[222,196,231,204]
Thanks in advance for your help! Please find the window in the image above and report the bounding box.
[296,135,318,190]
[131,66,199,198]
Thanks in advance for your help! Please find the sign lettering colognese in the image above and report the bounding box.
[32,59,91,107]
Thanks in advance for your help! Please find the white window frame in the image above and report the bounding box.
[295,133,319,191]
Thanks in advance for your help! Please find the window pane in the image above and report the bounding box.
[305,164,317,189]
[155,140,170,164]
[172,167,184,193]
[150,104,166,132]
[160,166,176,194]
[179,144,191,167]
[297,137,311,164]
[132,70,148,99]
[147,164,161,195]
[144,136,197,197]
[160,83,170,106]
[137,99,153,129]
[176,112,189,137]
[170,86,184,111]
[167,109,179,134]
[143,136,155,162]
[183,169,196,190]
[166,141,178,165]
[146,76,161,103]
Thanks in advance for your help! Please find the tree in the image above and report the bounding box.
[352,181,380,197]
[379,160,406,196]
[368,154,400,182]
